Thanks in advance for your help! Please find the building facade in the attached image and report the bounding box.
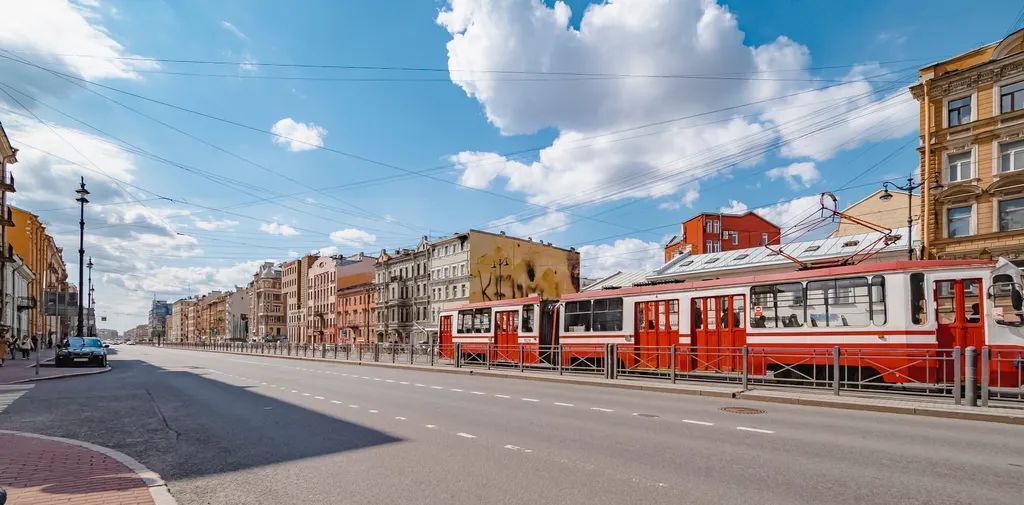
[337,281,374,344]
[282,255,317,344]
[831,189,922,238]
[2,252,34,346]
[169,298,196,342]
[911,29,1024,264]
[664,211,781,261]
[225,287,249,341]
[375,238,431,344]
[8,206,69,341]
[148,300,171,344]
[248,262,284,340]
[307,253,375,343]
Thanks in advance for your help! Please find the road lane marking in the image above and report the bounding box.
[521,398,539,402]
[385,380,396,383]
[736,426,774,434]
[302,393,311,397]
[553,402,574,407]
[431,386,444,389]
[425,424,437,429]
[456,432,477,439]
[494,394,510,398]
[415,383,426,387]
[504,445,533,453]
[373,378,382,381]
[590,407,614,412]
[369,410,379,413]
[399,381,409,385]
[331,400,343,404]
[682,419,714,426]
[470,391,486,395]
[449,388,464,392]
[395,416,406,420]
[349,405,360,408]
[290,390,299,393]
[314,396,325,400]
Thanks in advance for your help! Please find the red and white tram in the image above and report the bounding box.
[439,259,1024,386]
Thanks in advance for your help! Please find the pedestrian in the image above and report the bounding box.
[0,334,7,367]
[18,335,30,359]
[6,335,15,360]
[30,334,38,352]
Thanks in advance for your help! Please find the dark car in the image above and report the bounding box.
[55,337,109,367]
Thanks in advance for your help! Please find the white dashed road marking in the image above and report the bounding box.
[431,386,444,390]
[331,400,343,404]
[521,398,539,402]
[395,416,406,421]
[449,388,464,392]
[470,391,486,395]
[590,407,614,412]
[682,419,714,426]
[456,432,477,439]
[314,396,324,400]
[425,424,437,429]
[736,427,774,434]
[554,402,574,407]
[504,445,533,453]
[369,410,379,414]
[494,394,510,398]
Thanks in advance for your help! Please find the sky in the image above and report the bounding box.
[0,0,1018,331]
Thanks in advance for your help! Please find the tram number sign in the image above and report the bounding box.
[753,306,763,317]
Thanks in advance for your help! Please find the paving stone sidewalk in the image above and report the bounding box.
[0,431,171,505]
[0,349,109,384]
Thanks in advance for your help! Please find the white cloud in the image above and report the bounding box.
[259,221,300,236]
[658,183,700,210]
[719,199,749,213]
[486,211,568,240]
[750,195,829,239]
[329,228,377,247]
[578,238,664,278]
[270,118,327,152]
[438,0,915,208]
[220,20,248,40]
[766,161,820,189]
[192,218,239,231]
[315,246,340,257]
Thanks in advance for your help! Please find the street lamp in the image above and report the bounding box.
[75,177,89,339]
[879,176,943,260]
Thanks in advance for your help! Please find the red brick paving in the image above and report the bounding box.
[0,433,155,504]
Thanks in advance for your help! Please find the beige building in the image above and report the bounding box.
[911,29,1024,263]
[831,189,921,238]
[307,253,375,343]
[248,262,284,340]
[169,298,196,342]
[282,255,317,344]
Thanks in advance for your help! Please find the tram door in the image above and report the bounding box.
[935,279,985,350]
[494,310,519,362]
[439,315,453,358]
[635,300,679,368]
[692,295,746,372]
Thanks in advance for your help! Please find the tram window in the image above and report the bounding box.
[521,304,535,332]
[707,300,717,329]
[458,310,474,333]
[992,274,1024,326]
[806,278,870,327]
[964,280,982,324]
[733,296,745,328]
[776,283,805,327]
[667,300,679,330]
[720,297,731,328]
[936,280,957,324]
[750,286,776,328]
[473,309,491,333]
[593,298,623,332]
[910,273,927,325]
[565,301,592,332]
[870,276,886,325]
[692,303,704,330]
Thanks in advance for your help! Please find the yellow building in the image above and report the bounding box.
[911,29,1024,263]
[8,206,70,340]
[830,189,921,238]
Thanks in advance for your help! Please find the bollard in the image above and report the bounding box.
[953,347,962,406]
[485,344,491,370]
[519,345,525,372]
[981,347,990,407]
[741,345,749,391]
[358,344,363,362]
[832,346,841,396]
[670,345,677,384]
[455,343,462,368]
[430,344,435,367]
[965,346,977,407]
[609,344,617,380]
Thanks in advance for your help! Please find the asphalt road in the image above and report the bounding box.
[1,346,1022,505]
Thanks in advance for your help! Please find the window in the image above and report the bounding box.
[750,283,803,328]
[667,300,679,330]
[761,233,769,245]
[705,240,712,252]
[1000,80,1024,114]
[731,231,739,245]
[998,197,1024,232]
[999,140,1024,174]
[870,276,886,325]
[947,96,971,126]
[936,280,956,324]
[592,298,623,331]
[946,151,972,182]
[947,206,972,237]
[992,274,1023,326]
[565,301,592,332]
[473,309,491,333]
[706,221,713,233]
[461,284,467,297]
[805,278,871,327]
[722,230,729,239]
[521,304,535,332]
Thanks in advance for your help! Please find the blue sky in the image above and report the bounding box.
[0,0,1018,330]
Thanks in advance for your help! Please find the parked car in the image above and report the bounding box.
[55,337,109,367]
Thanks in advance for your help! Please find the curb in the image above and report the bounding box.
[164,347,1024,425]
[0,429,177,505]
[3,366,111,385]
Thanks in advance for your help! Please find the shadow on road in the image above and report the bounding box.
[0,358,402,482]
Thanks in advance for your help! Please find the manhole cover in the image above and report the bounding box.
[632,413,659,418]
[720,407,766,415]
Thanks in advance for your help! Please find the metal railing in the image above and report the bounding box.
[152,341,1024,407]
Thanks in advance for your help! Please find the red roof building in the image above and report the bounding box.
[664,212,781,262]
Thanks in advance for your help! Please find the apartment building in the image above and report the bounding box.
[282,254,317,343]
[911,28,1024,264]
[663,211,781,262]
[8,206,70,340]
[169,298,196,342]
[338,281,374,344]
[307,253,375,343]
[374,237,431,344]
[248,261,284,340]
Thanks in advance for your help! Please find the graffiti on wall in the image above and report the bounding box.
[470,233,580,302]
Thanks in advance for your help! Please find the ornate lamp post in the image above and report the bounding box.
[75,178,89,338]
[86,257,93,337]
[879,176,943,260]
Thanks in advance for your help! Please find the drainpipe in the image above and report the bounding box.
[921,78,933,258]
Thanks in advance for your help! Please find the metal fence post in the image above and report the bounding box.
[557,344,563,376]
[832,346,841,396]
[357,344,363,362]
[741,345,749,391]
[485,344,491,370]
[519,345,525,372]
[953,347,962,406]
[981,346,990,407]
[392,343,397,363]
[965,346,977,407]
[455,343,462,368]
[670,345,677,384]
[609,344,617,380]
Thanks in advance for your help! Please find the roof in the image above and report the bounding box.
[649,227,915,280]
[582,271,651,291]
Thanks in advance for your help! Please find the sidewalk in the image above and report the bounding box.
[0,430,175,504]
[0,349,109,385]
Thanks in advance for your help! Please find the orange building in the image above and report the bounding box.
[664,211,781,261]
[337,282,375,344]
[8,206,69,341]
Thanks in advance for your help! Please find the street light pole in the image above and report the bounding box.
[86,257,93,338]
[879,176,925,260]
[75,178,89,338]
